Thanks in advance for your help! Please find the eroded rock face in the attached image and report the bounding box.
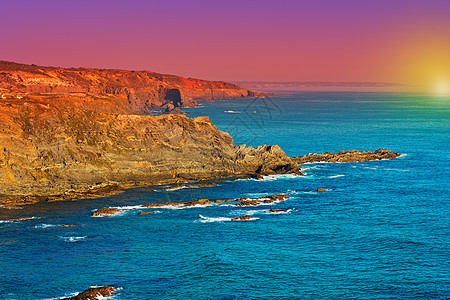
[0,60,265,114]
[62,286,117,300]
[295,149,401,164]
[0,100,301,204]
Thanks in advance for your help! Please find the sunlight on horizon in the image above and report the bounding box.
[433,79,450,98]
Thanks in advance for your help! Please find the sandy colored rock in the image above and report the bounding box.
[317,188,327,192]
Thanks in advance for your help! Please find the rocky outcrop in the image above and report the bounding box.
[90,207,120,217]
[294,149,400,164]
[62,286,117,300]
[0,60,266,114]
[231,216,255,221]
[269,209,287,213]
[0,61,400,206]
[233,194,289,207]
[0,96,301,205]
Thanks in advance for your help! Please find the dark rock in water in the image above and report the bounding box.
[234,200,263,207]
[232,194,289,206]
[294,149,400,164]
[90,207,120,217]
[138,211,153,215]
[259,194,289,201]
[62,286,117,300]
[269,209,287,213]
[231,215,255,221]
[184,199,213,207]
[214,198,239,203]
[317,188,327,192]
[143,201,182,208]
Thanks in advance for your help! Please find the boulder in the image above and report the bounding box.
[62,286,117,300]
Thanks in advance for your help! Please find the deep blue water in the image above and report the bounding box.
[0,91,449,299]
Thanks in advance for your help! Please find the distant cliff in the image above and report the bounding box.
[0,61,265,114]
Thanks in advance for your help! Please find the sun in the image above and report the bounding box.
[433,79,450,97]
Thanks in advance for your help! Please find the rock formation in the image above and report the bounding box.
[0,61,400,206]
[231,216,255,221]
[294,149,400,164]
[61,286,117,300]
[0,60,265,114]
[0,62,299,205]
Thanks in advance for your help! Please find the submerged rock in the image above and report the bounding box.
[62,286,117,300]
[143,201,182,208]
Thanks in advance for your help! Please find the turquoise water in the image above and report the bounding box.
[1,92,449,299]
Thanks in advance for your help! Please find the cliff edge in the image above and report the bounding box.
[0,60,266,114]
[0,96,300,205]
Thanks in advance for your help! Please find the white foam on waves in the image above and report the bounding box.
[35,223,59,229]
[60,236,87,242]
[198,215,232,223]
[328,174,345,178]
[257,174,302,181]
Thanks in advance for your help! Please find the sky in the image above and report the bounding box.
[1,0,450,90]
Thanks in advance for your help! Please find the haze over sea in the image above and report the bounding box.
[0,90,449,299]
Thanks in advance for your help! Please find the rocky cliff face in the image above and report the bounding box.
[0,61,400,206]
[0,61,265,114]
[0,98,300,205]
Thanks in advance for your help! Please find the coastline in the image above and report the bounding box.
[0,149,400,207]
[0,61,400,208]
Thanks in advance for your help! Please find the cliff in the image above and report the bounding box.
[0,61,400,206]
[0,61,265,114]
[0,97,300,205]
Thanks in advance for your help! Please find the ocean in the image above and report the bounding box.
[0,91,449,299]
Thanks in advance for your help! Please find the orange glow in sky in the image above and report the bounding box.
[1,0,450,88]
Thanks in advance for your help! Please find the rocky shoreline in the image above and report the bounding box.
[0,61,400,207]
[294,149,401,164]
